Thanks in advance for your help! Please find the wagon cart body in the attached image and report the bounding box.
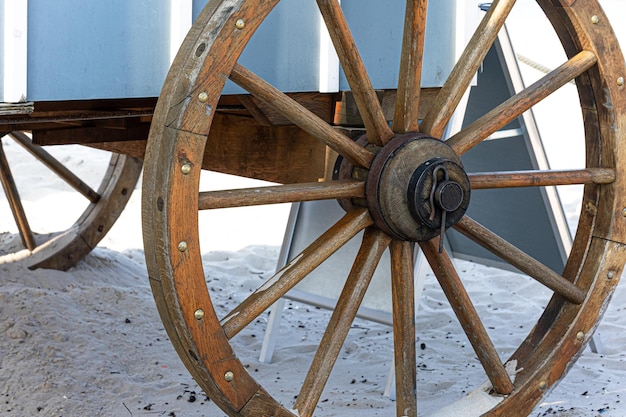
[2,0,626,416]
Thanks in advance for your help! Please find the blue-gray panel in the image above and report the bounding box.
[341,0,457,89]
[193,0,457,93]
[238,1,321,93]
[447,42,567,273]
[193,0,208,21]
[27,0,171,101]
[193,0,321,94]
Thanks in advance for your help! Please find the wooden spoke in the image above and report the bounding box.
[454,216,586,304]
[390,240,417,417]
[9,132,100,203]
[421,0,516,138]
[0,138,36,250]
[316,0,394,146]
[220,208,373,339]
[230,64,374,169]
[446,50,597,156]
[469,168,615,189]
[392,0,429,134]
[198,180,365,210]
[420,238,514,395]
[294,228,392,417]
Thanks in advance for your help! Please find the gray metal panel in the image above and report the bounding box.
[286,200,395,315]
[238,1,322,93]
[194,0,459,94]
[341,0,458,89]
[27,0,171,101]
[192,0,206,21]
[219,1,322,94]
[446,36,569,273]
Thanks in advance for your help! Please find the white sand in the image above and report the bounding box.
[2,173,625,417]
[2,1,626,416]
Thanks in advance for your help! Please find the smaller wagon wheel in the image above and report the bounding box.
[143,0,626,416]
[0,131,141,270]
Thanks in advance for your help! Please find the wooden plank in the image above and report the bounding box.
[202,112,329,184]
[0,102,34,116]
[32,123,151,146]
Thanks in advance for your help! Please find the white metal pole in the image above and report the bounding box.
[170,0,193,64]
[3,0,28,103]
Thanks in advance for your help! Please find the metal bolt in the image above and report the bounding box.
[618,77,625,87]
[539,380,548,391]
[181,163,192,175]
[194,309,205,320]
[591,15,600,24]
[224,371,235,382]
[195,42,206,57]
[622,208,626,217]
[608,271,615,280]
[198,91,209,103]
[576,331,585,341]
[178,241,188,252]
[235,19,245,30]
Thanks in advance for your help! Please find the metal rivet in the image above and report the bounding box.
[618,77,625,87]
[539,380,548,391]
[178,241,188,252]
[576,331,585,341]
[224,371,235,382]
[591,15,600,24]
[181,163,191,175]
[235,19,245,30]
[608,271,615,280]
[198,91,209,103]
[622,208,626,217]
[194,309,205,320]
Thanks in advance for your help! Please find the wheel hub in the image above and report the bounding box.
[338,133,470,242]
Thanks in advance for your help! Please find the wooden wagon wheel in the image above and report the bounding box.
[0,131,142,270]
[142,0,626,416]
